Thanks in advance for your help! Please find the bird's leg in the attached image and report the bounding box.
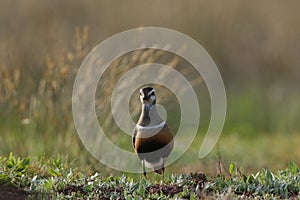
[161,161,165,185]
[142,160,146,178]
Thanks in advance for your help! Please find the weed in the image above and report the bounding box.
[0,154,299,199]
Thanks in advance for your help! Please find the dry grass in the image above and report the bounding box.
[0,1,299,175]
[0,26,204,173]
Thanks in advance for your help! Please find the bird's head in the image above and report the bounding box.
[139,87,156,105]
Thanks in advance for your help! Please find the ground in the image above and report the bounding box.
[0,182,28,200]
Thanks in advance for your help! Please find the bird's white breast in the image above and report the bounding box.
[143,157,164,169]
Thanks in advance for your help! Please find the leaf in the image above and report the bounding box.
[242,174,247,183]
[137,184,145,196]
[139,177,147,187]
[288,161,299,174]
[16,157,30,172]
[44,179,53,191]
[83,184,93,193]
[254,171,260,179]
[183,185,189,195]
[6,160,15,169]
[48,168,60,176]
[131,182,139,191]
[31,175,37,182]
[229,163,235,175]
[6,152,16,168]
[190,191,196,200]
[265,169,273,182]
[23,157,30,166]
[247,174,255,184]
[54,157,62,169]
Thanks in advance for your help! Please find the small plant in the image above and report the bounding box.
[206,162,300,199]
[0,152,31,188]
[1,154,299,199]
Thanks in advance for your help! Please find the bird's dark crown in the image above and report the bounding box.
[140,87,155,96]
[140,87,156,104]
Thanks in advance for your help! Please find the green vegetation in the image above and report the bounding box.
[0,27,299,175]
[1,1,300,199]
[0,154,299,199]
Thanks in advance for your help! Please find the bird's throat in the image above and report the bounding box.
[138,104,163,127]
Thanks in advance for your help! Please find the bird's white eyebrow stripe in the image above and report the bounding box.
[147,89,155,96]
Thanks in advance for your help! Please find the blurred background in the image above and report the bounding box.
[0,0,299,175]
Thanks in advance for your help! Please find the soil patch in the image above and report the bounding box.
[0,182,29,200]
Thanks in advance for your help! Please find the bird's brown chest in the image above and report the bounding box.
[134,125,173,162]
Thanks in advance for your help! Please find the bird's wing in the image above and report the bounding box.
[132,127,137,149]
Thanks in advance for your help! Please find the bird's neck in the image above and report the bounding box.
[138,104,163,127]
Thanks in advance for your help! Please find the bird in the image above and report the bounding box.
[132,86,174,182]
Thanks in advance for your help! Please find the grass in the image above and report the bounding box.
[0,153,299,199]
[174,132,300,175]
[0,21,300,198]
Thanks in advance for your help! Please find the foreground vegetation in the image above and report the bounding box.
[1,1,300,199]
[0,26,299,176]
[0,153,299,199]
